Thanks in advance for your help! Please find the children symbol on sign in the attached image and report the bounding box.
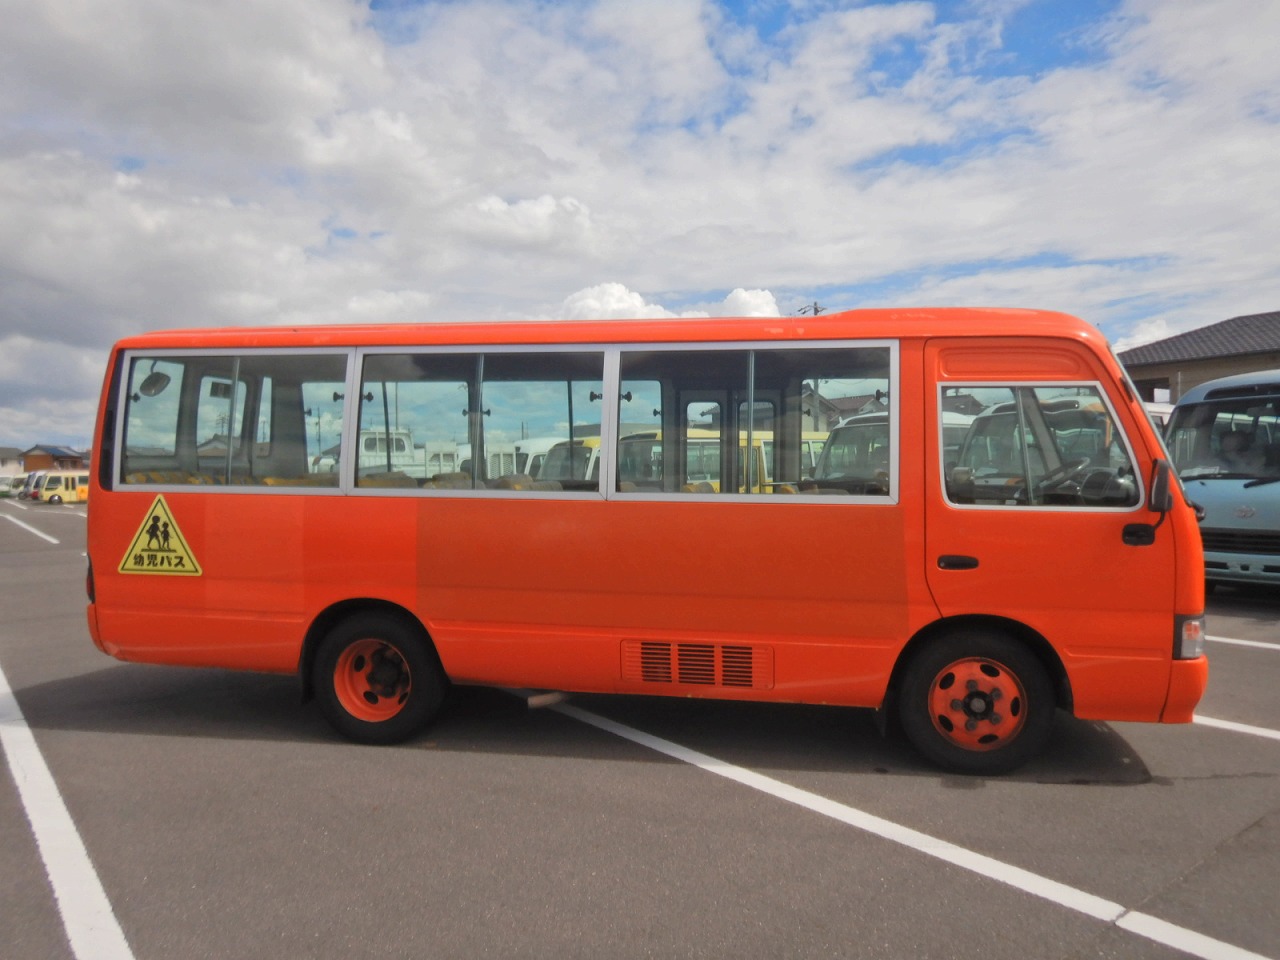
[144,516,173,551]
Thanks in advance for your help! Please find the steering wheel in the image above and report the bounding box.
[1034,457,1092,493]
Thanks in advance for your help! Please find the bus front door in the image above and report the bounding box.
[922,339,1177,722]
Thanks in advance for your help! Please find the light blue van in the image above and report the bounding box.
[1167,369,1280,587]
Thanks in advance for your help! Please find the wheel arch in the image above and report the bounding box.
[298,599,440,702]
[888,614,1072,715]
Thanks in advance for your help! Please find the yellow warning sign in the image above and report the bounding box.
[119,495,203,576]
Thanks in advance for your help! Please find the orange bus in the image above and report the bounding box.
[85,308,1207,774]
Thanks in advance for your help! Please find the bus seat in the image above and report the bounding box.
[426,472,472,489]
[531,480,563,491]
[262,474,339,488]
[490,473,535,490]
[681,481,715,493]
[799,482,849,495]
[126,470,199,485]
[359,471,417,488]
[774,483,798,494]
[429,471,471,486]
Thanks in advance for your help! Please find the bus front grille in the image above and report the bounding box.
[1201,528,1280,555]
[622,641,774,689]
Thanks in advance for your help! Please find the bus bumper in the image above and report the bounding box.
[1161,656,1209,723]
[1203,548,1280,586]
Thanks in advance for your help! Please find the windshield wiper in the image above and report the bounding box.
[1243,476,1280,488]
[1182,471,1253,481]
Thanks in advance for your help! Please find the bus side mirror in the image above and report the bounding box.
[1149,459,1175,514]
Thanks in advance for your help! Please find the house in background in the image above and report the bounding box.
[21,445,88,471]
[0,447,23,474]
[1118,310,1280,402]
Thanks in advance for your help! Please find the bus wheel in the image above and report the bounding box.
[314,613,446,745]
[898,633,1053,775]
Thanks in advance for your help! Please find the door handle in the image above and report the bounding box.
[937,554,979,570]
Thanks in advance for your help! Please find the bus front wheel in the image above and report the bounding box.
[898,632,1054,775]
[314,613,446,745]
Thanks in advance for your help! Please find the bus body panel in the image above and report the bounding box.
[417,498,927,705]
[89,490,934,706]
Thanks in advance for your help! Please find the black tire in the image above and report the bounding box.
[313,612,447,745]
[897,631,1055,775]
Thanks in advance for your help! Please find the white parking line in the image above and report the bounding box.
[1194,715,1280,742]
[0,662,134,960]
[1208,635,1280,652]
[2,513,59,544]
[555,702,1275,960]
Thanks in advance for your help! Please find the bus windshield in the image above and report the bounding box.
[1168,395,1280,484]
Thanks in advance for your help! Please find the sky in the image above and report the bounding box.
[2,0,1278,449]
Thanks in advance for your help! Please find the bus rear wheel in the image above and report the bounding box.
[314,613,446,745]
[898,632,1054,775]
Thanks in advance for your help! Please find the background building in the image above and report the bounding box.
[21,445,87,472]
[1119,310,1280,402]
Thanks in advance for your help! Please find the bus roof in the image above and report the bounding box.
[1175,368,1280,406]
[109,307,1102,352]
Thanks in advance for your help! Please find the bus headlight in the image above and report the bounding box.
[1174,615,1205,659]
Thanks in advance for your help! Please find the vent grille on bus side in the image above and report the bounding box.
[622,641,774,689]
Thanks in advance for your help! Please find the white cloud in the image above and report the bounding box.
[560,282,695,320]
[719,288,781,317]
[557,283,779,320]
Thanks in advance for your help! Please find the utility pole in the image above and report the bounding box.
[797,301,824,316]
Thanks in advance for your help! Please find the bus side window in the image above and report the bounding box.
[122,357,189,482]
[120,353,348,487]
[357,351,606,493]
[358,353,476,489]
[481,352,605,492]
[945,385,1139,508]
[618,345,892,497]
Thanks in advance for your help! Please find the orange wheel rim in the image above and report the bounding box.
[927,657,1027,752]
[333,638,412,723]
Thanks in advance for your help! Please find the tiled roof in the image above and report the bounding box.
[1119,310,1280,366]
[21,445,84,458]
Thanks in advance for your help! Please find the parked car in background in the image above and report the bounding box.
[1144,401,1174,431]
[17,471,44,500]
